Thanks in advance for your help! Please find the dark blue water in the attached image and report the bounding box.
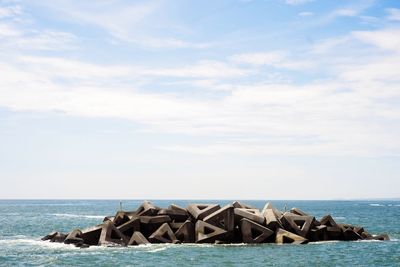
[0,200,399,266]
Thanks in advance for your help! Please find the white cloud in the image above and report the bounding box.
[231,51,313,70]
[298,11,314,17]
[285,0,313,5]
[35,0,210,49]
[386,8,400,21]
[353,29,400,52]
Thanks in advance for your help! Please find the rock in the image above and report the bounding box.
[149,223,179,243]
[240,218,274,243]
[275,228,309,244]
[175,220,195,243]
[195,220,227,243]
[234,208,265,225]
[187,204,220,220]
[203,204,235,232]
[128,231,150,245]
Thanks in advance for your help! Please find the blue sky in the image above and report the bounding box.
[1,0,400,199]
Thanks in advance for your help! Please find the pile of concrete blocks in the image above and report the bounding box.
[42,201,389,248]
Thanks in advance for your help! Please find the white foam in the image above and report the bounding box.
[369,204,384,207]
[0,238,79,250]
[52,213,104,219]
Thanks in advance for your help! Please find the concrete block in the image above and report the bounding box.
[81,224,103,246]
[264,209,282,230]
[169,204,188,213]
[42,232,67,243]
[343,228,362,241]
[139,215,172,237]
[41,231,58,241]
[290,208,309,216]
[240,218,274,243]
[308,225,327,242]
[136,201,160,216]
[367,234,390,241]
[320,215,342,240]
[117,218,140,238]
[281,213,315,237]
[232,201,254,209]
[98,221,129,246]
[64,229,83,245]
[128,231,150,245]
[175,220,195,243]
[275,228,309,244]
[149,223,179,243]
[234,208,265,225]
[203,204,235,232]
[195,220,227,243]
[158,208,189,222]
[187,204,220,220]
[113,212,131,227]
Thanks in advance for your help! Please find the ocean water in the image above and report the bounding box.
[0,200,399,267]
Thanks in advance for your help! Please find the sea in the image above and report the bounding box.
[0,200,399,266]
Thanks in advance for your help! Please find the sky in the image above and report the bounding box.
[1,0,400,200]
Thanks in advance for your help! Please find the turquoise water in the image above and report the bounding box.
[0,200,399,266]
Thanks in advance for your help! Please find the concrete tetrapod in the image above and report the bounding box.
[234,208,265,225]
[280,213,315,238]
[240,218,274,243]
[187,204,220,220]
[149,223,179,243]
[98,221,129,246]
[275,228,309,244]
[195,220,227,243]
[175,220,195,243]
[203,204,235,232]
[128,231,150,246]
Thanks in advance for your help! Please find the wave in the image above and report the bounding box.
[369,204,385,207]
[52,213,104,219]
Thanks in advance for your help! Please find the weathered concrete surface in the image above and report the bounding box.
[187,204,220,220]
[240,218,274,243]
[117,218,140,238]
[98,221,128,246]
[149,223,179,243]
[281,213,315,238]
[64,229,83,245]
[195,220,227,243]
[275,228,309,244]
[204,204,235,232]
[234,208,265,225]
[136,201,160,216]
[158,208,188,222]
[175,220,195,243]
[128,231,150,245]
